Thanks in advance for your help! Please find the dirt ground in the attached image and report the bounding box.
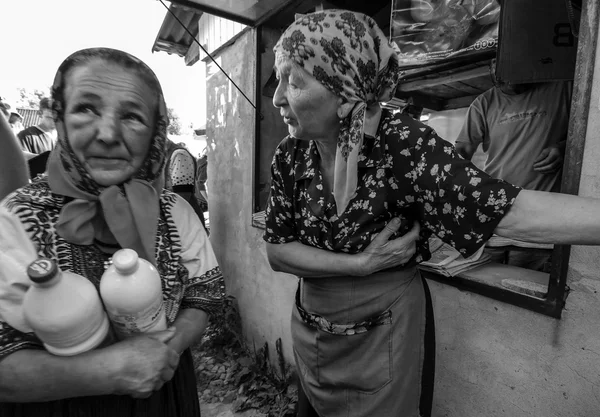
[192,297,297,417]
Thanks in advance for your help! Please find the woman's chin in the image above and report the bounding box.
[89,170,133,187]
[288,127,306,140]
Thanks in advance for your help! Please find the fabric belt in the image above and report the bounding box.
[294,286,391,336]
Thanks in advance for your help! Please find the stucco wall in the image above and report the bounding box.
[430,278,600,417]
[205,29,298,366]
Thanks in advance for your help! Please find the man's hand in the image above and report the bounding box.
[360,218,421,276]
[533,146,563,174]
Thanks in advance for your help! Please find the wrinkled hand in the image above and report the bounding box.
[360,218,421,276]
[106,328,180,399]
[533,146,563,174]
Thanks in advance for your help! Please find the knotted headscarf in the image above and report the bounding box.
[46,48,168,265]
[274,10,402,216]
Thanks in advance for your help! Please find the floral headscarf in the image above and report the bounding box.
[274,10,401,216]
[46,48,168,264]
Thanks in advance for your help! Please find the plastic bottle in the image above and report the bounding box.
[100,248,167,339]
[22,258,112,356]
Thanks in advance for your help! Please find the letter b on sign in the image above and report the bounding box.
[553,23,574,47]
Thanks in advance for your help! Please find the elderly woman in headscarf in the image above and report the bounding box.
[0,48,225,417]
[264,9,600,417]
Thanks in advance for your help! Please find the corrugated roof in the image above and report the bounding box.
[16,108,41,129]
[152,4,202,59]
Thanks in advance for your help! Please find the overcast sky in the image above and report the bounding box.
[1,0,205,129]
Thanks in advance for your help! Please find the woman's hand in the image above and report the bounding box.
[106,328,180,399]
[360,218,421,276]
[266,219,421,278]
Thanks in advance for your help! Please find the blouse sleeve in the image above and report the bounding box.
[263,139,298,244]
[170,196,225,316]
[401,120,522,257]
[0,207,43,360]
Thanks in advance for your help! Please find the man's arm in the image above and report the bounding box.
[454,97,487,161]
[455,141,478,160]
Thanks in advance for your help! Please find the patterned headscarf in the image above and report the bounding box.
[46,48,168,265]
[274,10,401,216]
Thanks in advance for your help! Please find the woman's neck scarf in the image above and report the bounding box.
[46,48,168,265]
[273,10,401,216]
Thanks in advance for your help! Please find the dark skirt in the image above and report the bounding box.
[0,348,201,417]
[294,268,436,417]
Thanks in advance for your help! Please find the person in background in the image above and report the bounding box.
[0,98,29,200]
[0,98,11,120]
[0,47,225,417]
[17,97,57,154]
[455,77,571,193]
[164,139,207,231]
[8,111,24,136]
[455,74,572,270]
[265,9,600,417]
[195,147,209,212]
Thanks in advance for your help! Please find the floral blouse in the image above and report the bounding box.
[263,110,522,262]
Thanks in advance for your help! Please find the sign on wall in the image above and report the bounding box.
[496,0,579,83]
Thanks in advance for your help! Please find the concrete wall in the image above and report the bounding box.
[205,21,600,417]
[205,29,298,366]
[430,278,600,417]
[430,25,600,417]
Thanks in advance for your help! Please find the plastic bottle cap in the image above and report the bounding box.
[27,258,59,284]
[112,249,139,275]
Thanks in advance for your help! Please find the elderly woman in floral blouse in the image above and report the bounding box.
[263,9,600,417]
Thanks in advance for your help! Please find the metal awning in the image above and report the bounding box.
[167,0,298,27]
[152,3,203,58]
[153,0,394,59]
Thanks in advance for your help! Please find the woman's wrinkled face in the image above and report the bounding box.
[272,59,341,141]
[63,59,156,187]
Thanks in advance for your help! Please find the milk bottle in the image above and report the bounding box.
[22,258,112,356]
[100,248,167,339]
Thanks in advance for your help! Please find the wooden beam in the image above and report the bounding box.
[395,91,444,112]
[154,40,189,57]
[185,40,200,66]
[441,94,481,110]
[398,65,492,92]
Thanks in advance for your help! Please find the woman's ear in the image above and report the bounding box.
[337,101,354,119]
